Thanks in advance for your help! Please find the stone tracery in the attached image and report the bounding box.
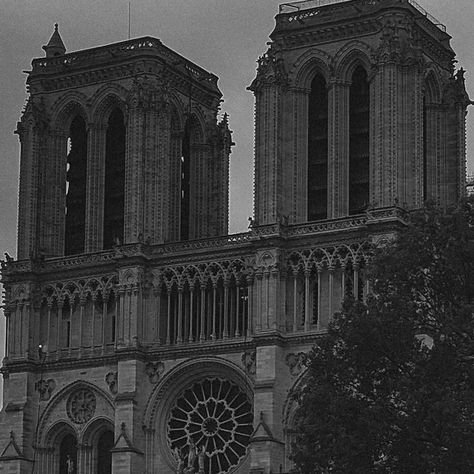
[167,377,253,474]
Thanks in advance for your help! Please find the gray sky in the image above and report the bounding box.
[0,0,473,369]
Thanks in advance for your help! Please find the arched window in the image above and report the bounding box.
[308,74,328,221]
[103,108,125,249]
[423,95,428,201]
[97,430,114,474]
[423,73,440,203]
[65,115,87,255]
[59,433,77,474]
[180,119,192,240]
[349,66,370,215]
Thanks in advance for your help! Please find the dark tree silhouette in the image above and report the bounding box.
[291,201,474,474]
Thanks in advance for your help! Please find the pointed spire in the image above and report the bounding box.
[42,23,66,58]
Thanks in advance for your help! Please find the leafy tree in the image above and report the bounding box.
[291,201,474,474]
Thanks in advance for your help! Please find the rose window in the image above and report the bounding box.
[66,388,96,424]
[167,377,253,474]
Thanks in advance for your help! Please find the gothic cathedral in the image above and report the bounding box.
[0,1,469,473]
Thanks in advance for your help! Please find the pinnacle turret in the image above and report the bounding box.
[42,23,66,58]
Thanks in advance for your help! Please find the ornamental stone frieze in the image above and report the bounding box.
[373,16,424,68]
[126,76,171,113]
[275,17,380,51]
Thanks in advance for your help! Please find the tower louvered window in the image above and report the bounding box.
[180,119,192,241]
[349,66,370,215]
[65,116,87,256]
[308,74,328,221]
[103,108,125,249]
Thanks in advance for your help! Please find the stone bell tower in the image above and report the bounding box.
[16,26,231,262]
[1,24,232,474]
[250,0,470,228]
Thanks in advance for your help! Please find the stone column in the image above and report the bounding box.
[371,62,400,208]
[77,443,93,474]
[124,89,146,244]
[443,71,470,205]
[249,345,286,473]
[253,84,282,225]
[4,307,11,360]
[112,361,145,474]
[143,104,171,244]
[16,119,40,260]
[117,267,144,347]
[399,65,424,209]
[246,274,255,337]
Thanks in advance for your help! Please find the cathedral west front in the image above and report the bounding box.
[0,0,469,473]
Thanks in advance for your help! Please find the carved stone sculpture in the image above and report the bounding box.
[241,350,256,377]
[145,361,165,384]
[105,371,118,395]
[286,352,308,377]
[35,378,56,401]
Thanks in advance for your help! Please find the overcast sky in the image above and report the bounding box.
[0,0,473,371]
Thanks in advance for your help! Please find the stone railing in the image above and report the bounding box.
[279,0,446,32]
[279,0,348,14]
[2,207,406,276]
[408,0,446,32]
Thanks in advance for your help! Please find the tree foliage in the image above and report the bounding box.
[291,201,474,474]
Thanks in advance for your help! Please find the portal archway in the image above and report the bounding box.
[97,430,114,474]
[59,434,77,474]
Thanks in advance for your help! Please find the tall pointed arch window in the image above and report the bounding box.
[423,95,428,201]
[65,115,87,256]
[308,73,329,221]
[349,66,370,215]
[180,118,193,241]
[103,108,125,249]
[423,74,440,203]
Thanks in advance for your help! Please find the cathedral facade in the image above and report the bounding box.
[0,0,469,473]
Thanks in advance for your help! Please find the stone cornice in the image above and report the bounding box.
[271,0,453,71]
[1,332,329,376]
[27,36,221,106]
[274,17,380,51]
